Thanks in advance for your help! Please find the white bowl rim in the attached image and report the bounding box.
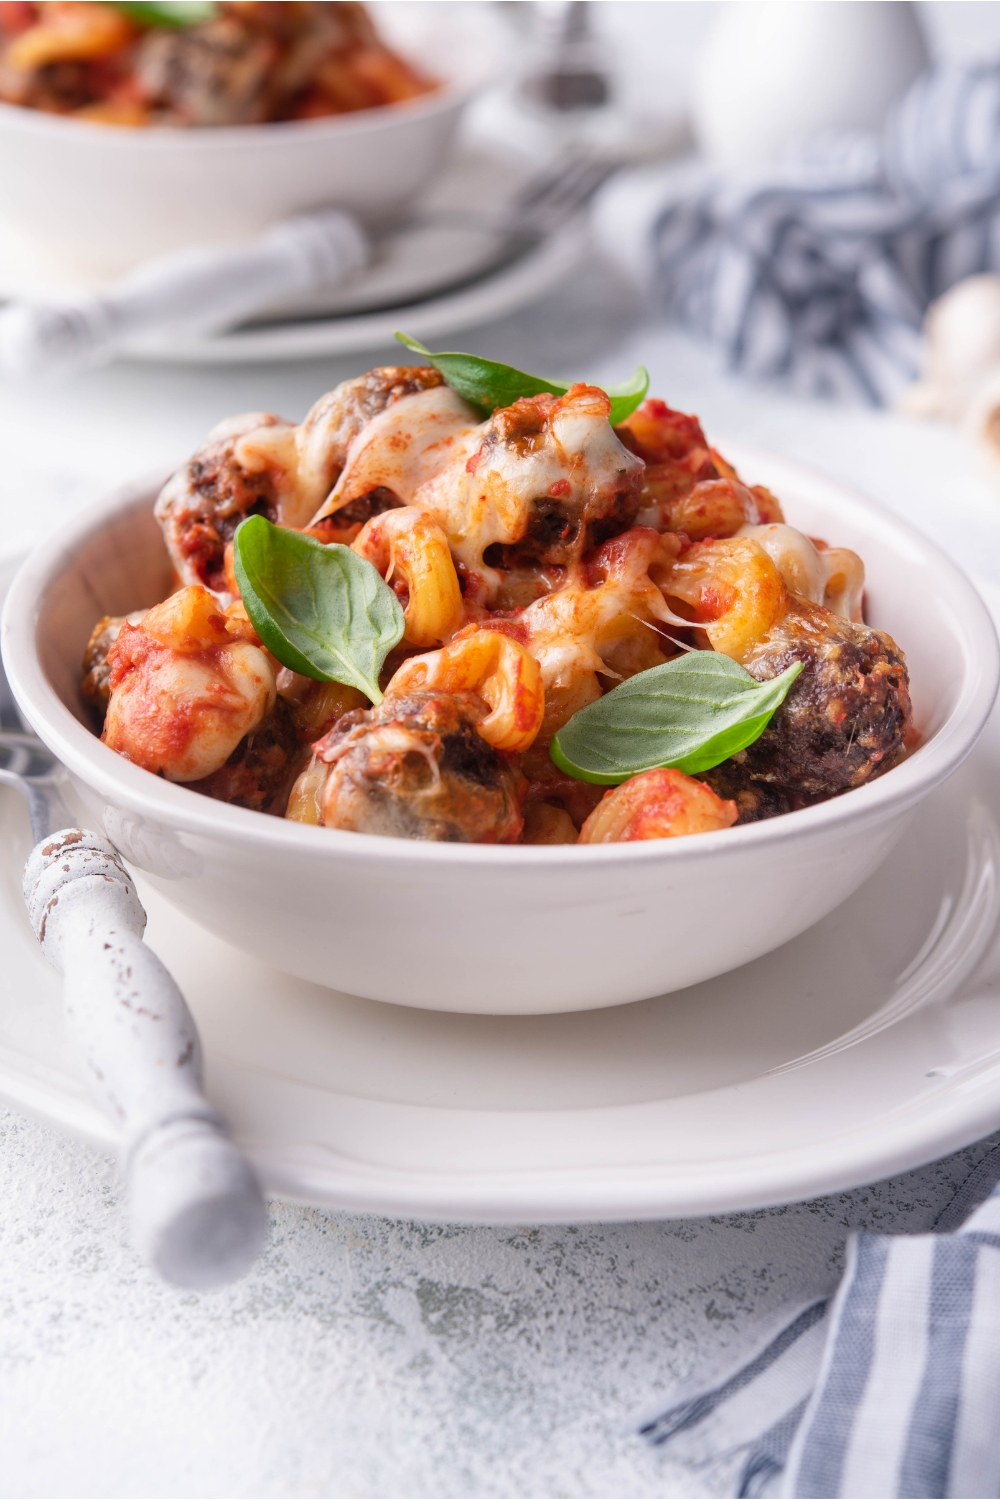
[3,452,998,870]
[0,69,472,147]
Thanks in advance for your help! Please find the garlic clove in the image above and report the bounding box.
[901,275,1000,422]
[962,363,1000,474]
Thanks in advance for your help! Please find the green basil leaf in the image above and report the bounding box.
[395,332,649,426]
[601,365,651,426]
[110,1,216,27]
[550,652,805,784]
[233,516,403,704]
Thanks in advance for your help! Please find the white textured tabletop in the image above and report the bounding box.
[3,247,1000,1498]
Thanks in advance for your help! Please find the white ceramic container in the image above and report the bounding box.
[0,8,491,283]
[2,446,997,1015]
[693,1,929,170]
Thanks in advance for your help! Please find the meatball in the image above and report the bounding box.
[300,365,446,540]
[136,13,275,126]
[736,597,912,796]
[480,389,643,568]
[410,385,645,605]
[699,761,794,824]
[155,366,444,590]
[155,411,294,592]
[133,3,411,126]
[290,690,525,842]
[80,611,145,724]
[297,365,443,490]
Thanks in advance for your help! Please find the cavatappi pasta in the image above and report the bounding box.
[82,366,913,845]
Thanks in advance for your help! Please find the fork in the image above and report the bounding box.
[0,660,267,1290]
[417,147,619,241]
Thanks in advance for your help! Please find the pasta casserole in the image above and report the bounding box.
[80,354,913,847]
[0,2,434,125]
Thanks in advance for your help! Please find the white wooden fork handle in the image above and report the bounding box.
[23,827,267,1290]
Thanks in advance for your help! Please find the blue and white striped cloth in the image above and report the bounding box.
[642,1144,1000,1497]
[626,63,1000,405]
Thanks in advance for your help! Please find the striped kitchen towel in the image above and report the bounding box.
[640,1143,1000,1497]
[600,62,1000,406]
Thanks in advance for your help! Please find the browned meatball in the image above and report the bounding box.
[299,365,444,538]
[81,615,125,722]
[188,698,302,815]
[135,3,377,127]
[154,366,443,591]
[736,598,912,797]
[155,411,293,593]
[134,3,409,126]
[136,14,275,126]
[304,690,525,842]
[80,611,147,726]
[699,761,795,824]
[297,365,443,484]
[478,389,644,571]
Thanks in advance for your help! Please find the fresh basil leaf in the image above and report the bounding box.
[395,332,649,425]
[550,652,804,784]
[233,516,403,704]
[111,1,216,27]
[601,365,651,426]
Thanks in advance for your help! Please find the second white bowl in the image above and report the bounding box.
[2,445,996,1014]
[0,6,492,283]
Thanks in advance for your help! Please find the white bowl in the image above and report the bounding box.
[0,7,490,283]
[2,444,997,1015]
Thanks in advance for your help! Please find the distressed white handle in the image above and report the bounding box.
[23,828,267,1290]
[0,209,368,378]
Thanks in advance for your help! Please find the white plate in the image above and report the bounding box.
[124,221,587,365]
[3,589,1000,1221]
[0,142,588,365]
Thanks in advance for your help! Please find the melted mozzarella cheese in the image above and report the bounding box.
[232,423,312,528]
[309,385,483,525]
[737,523,827,604]
[520,530,674,724]
[413,386,644,585]
[819,546,865,622]
[737,522,865,620]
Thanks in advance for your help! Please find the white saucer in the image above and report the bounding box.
[0,144,589,365]
[125,221,587,365]
[3,575,1000,1220]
